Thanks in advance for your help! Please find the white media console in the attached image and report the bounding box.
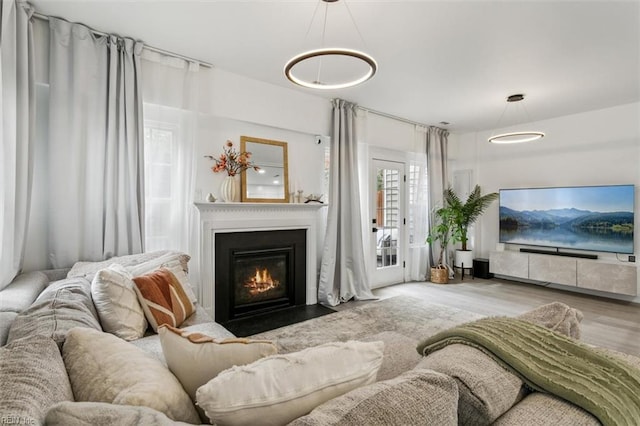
[489,250,638,297]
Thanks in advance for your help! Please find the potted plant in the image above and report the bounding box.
[426,206,456,284]
[444,185,498,270]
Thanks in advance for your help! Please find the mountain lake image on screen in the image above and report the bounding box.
[499,185,635,254]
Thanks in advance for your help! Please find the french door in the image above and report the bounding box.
[369,159,406,288]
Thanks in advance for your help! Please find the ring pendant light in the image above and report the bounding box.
[488,94,545,144]
[284,0,377,90]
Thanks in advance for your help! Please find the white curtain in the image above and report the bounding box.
[140,49,206,295]
[426,126,450,275]
[46,18,144,267]
[407,125,429,281]
[318,99,376,306]
[0,0,34,289]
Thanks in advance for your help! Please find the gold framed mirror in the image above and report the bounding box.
[240,136,289,203]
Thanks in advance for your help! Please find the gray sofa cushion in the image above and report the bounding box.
[361,331,422,381]
[0,271,49,312]
[45,402,194,426]
[517,301,583,339]
[7,277,101,347]
[415,302,586,425]
[0,312,18,346]
[42,268,72,282]
[415,343,525,425]
[493,393,600,425]
[67,250,190,281]
[289,368,458,426]
[0,335,74,425]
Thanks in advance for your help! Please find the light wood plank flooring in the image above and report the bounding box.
[334,277,640,356]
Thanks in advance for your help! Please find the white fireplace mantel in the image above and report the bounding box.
[194,202,327,318]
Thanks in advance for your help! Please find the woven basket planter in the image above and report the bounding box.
[430,267,449,284]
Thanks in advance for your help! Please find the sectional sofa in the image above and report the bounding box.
[0,250,638,425]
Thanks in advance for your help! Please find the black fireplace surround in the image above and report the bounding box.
[214,229,306,323]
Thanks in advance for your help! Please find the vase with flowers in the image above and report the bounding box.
[205,140,259,202]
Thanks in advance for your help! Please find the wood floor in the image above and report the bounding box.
[334,276,640,356]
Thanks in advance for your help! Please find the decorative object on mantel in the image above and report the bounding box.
[206,193,216,202]
[305,194,324,204]
[219,176,239,203]
[240,136,289,203]
[205,140,259,202]
[296,190,304,204]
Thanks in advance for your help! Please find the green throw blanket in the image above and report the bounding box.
[416,317,640,426]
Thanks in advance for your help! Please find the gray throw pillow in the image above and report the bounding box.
[289,369,458,426]
[0,335,74,425]
[7,277,101,347]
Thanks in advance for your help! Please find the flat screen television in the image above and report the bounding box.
[499,185,635,254]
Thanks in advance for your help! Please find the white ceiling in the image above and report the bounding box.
[30,0,640,133]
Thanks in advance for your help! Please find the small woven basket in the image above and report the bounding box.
[430,267,449,284]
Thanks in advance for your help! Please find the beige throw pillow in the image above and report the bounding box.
[45,401,196,426]
[196,340,384,426]
[91,264,147,341]
[159,324,277,402]
[62,327,200,424]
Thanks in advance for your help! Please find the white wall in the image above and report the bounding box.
[450,102,640,301]
[204,68,331,137]
[195,68,331,202]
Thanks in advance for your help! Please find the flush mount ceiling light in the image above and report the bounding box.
[488,94,545,144]
[284,0,377,90]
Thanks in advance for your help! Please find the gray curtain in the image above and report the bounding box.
[0,0,34,289]
[46,18,145,267]
[318,99,376,306]
[426,126,449,272]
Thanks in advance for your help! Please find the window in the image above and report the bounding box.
[143,120,178,252]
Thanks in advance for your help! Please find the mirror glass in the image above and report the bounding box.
[241,136,289,203]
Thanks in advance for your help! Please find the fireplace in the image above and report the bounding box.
[215,229,306,323]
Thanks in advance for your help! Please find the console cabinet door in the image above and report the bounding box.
[529,254,577,287]
[489,251,528,279]
[577,261,637,296]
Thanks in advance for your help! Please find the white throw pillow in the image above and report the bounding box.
[196,340,384,426]
[63,327,200,424]
[91,264,147,341]
[159,325,278,402]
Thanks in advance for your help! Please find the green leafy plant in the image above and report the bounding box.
[444,185,498,251]
[426,206,456,267]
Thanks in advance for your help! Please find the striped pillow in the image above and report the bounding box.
[133,268,195,332]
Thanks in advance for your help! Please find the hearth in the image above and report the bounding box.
[215,229,306,323]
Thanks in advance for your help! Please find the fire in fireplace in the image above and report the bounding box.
[215,229,306,323]
[234,254,287,305]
